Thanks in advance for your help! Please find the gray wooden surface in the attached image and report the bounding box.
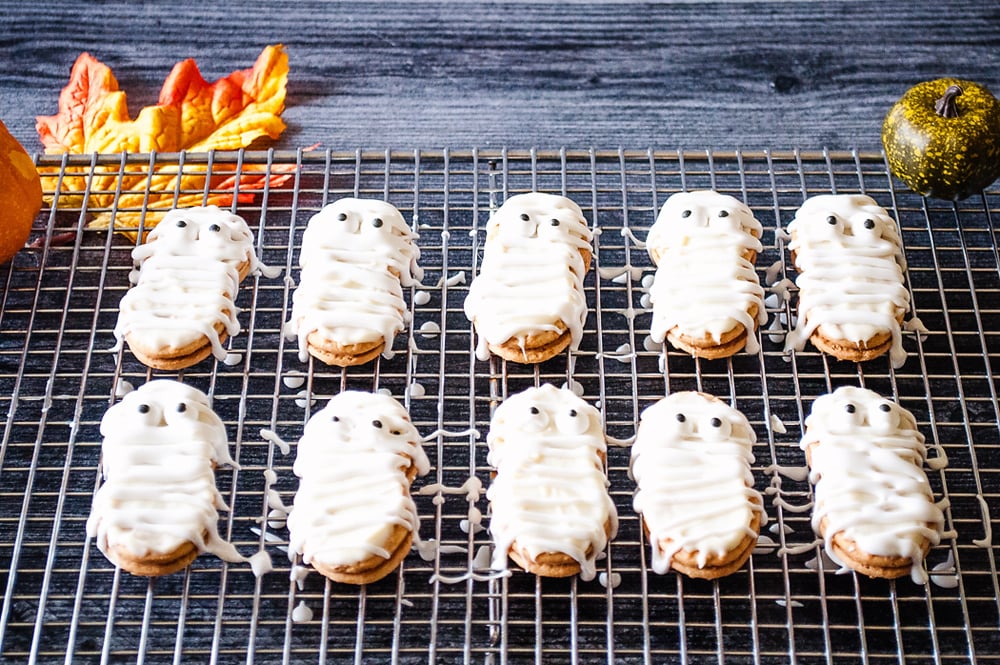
[2,0,999,153]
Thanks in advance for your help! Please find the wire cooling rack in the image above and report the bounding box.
[0,148,998,664]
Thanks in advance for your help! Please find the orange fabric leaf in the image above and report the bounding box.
[35,45,291,236]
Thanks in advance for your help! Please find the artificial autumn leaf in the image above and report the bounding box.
[35,45,292,237]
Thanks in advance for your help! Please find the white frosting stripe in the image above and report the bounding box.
[645,191,766,353]
[464,193,592,361]
[631,391,763,574]
[113,206,275,363]
[287,391,430,569]
[87,380,253,568]
[785,194,910,367]
[801,386,947,583]
[286,198,422,360]
[486,384,618,580]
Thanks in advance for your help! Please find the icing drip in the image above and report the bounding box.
[486,384,617,581]
[801,386,947,584]
[113,206,274,363]
[464,193,592,361]
[784,194,910,368]
[286,199,422,360]
[287,391,429,569]
[86,380,261,571]
[645,191,766,353]
[630,392,764,574]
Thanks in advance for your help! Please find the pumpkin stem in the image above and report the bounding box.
[934,85,963,118]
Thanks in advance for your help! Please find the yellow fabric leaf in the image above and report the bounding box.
[35,45,291,236]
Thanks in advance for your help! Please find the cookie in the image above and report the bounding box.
[87,380,260,576]
[645,191,766,359]
[286,198,422,367]
[631,391,764,579]
[113,205,276,370]
[464,193,592,363]
[784,194,910,368]
[800,386,949,583]
[486,384,618,580]
[286,391,430,585]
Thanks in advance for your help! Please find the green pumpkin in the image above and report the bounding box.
[882,78,1000,200]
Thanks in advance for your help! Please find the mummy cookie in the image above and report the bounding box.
[645,191,766,358]
[801,386,949,583]
[87,380,265,576]
[487,384,618,579]
[631,392,764,579]
[286,199,422,366]
[287,391,429,585]
[113,206,275,370]
[785,194,910,367]
[464,193,592,363]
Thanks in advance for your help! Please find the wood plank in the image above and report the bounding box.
[1,1,998,151]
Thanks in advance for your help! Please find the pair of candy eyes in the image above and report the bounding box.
[529,406,578,417]
[827,215,877,230]
[680,209,732,219]
[337,212,384,228]
[330,415,405,435]
[520,213,563,227]
[136,402,189,418]
[845,403,893,414]
[674,413,724,428]
[175,220,223,233]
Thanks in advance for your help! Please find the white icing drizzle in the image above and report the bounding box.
[645,191,766,354]
[769,414,788,434]
[784,194,910,368]
[287,391,430,570]
[413,290,431,305]
[286,198,422,361]
[259,428,290,455]
[631,392,764,574]
[487,384,617,581]
[436,271,466,288]
[86,380,266,573]
[114,206,275,363]
[292,600,313,623]
[801,386,947,584]
[464,193,592,361]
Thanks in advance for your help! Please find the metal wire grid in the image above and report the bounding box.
[0,148,997,664]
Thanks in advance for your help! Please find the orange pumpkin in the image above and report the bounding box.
[0,120,42,264]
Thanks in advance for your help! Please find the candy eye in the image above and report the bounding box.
[665,411,694,438]
[681,210,692,218]
[133,401,164,427]
[208,224,221,233]
[337,213,348,221]
[550,218,560,226]
[372,419,383,429]
[869,401,901,434]
[701,413,732,440]
[555,407,589,435]
[851,216,883,239]
[391,429,402,436]
[517,404,550,432]
[826,215,837,225]
[718,210,729,218]
[372,218,384,228]
[176,219,187,228]
[176,403,187,413]
[331,415,340,423]
[828,399,866,433]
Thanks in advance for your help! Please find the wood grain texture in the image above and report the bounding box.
[1,0,998,152]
